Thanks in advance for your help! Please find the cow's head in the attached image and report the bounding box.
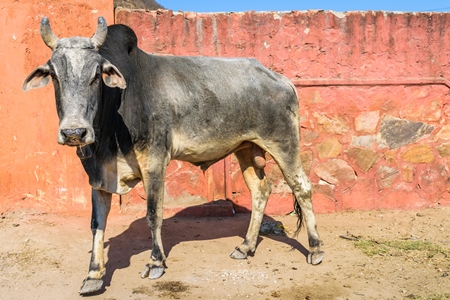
[23,17,126,146]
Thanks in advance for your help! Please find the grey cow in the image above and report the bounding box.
[23,17,324,295]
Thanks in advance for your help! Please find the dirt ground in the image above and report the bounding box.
[0,206,449,300]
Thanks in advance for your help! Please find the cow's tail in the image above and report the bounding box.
[293,195,304,237]
[286,76,304,237]
[277,74,304,236]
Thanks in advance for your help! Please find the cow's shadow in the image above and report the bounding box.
[100,201,309,291]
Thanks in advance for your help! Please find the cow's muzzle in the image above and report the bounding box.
[59,127,93,146]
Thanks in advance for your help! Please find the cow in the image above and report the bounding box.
[22,16,324,295]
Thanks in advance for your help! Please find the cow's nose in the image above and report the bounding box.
[61,128,87,140]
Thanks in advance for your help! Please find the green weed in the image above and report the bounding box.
[354,238,449,259]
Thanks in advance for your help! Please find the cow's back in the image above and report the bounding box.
[140,54,298,127]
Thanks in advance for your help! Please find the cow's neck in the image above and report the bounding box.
[75,85,136,190]
[76,85,133,163]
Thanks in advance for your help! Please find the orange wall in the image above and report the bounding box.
[2,4,450,215]
[0,0,113,213]
[117,9,450,214]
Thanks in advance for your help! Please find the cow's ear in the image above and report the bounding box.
[22,64,52,92]
[102,62,126,89]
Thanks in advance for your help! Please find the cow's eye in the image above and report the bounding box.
[90,68,101,85]
[93,72,101,83]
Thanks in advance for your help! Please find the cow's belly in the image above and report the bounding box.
[170,132,252,163]
[172,144,234,162]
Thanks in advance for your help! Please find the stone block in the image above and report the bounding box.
[317,138,342,159]
[378,115,435,149]
[314,159,356,187]
[351,135,376,148]
[418,166,449,196]
[437,143,450,157]
[300,150,313,175]
[400,99,442,122]
[400,145,435,164]
[347,147,379,173]
[301,129,318,143]
[355,110,380,133]
[402,165,415,183]
[383,150,397,165]
[313,113,350,135]
[376,166,399,190]
[435,125,450,140]
[313,181,336,203]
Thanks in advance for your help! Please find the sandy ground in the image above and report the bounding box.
[0,206,449,300]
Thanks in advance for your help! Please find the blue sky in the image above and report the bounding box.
[157,0,450,13]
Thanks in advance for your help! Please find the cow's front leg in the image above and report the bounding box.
[140,163,167,280]
[79,189,112,295]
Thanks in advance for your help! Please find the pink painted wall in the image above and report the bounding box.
[116,9,450,214]
[2,5,450,216]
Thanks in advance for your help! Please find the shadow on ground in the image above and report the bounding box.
[100,201,309,291]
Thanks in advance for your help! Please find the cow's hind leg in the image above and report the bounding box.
[271,146,324,265]
[79,189,112,295]
[230,147,271,259]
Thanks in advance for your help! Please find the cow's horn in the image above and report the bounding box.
[40,17,58,50]
[91,16,108,49]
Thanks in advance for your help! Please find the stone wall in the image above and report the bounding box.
[2,5,450,215]
[117,9,450,214]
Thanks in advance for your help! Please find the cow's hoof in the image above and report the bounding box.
[79,278,103,295]
[149,266,165,279]
[230,247,247,260]
[141,264,151,278]
[141,264,165,279]
[307,251,324,265]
